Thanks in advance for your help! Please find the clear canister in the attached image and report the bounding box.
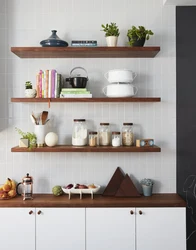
[89,131,98,147]
[98,123,110,146]
[112,132,121,147]
[122,123,134,146]
[72,119,87,146]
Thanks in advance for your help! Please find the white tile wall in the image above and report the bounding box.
[0,0,176,193]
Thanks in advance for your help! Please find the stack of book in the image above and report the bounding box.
[71,40,97,47]
[36,69,63,98]
[60,88,92,98]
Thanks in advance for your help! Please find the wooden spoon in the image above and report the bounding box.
[41,111,48,125]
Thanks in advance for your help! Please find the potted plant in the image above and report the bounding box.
[25,81,37,98]
[101,22,120,47]
[15,127,37,149]
[140,178,154,196]
[127,26,154,47]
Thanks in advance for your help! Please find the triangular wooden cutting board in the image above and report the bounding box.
[115,174,141,197]
[102,167,125,196]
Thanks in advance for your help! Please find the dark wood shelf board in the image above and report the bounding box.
[11,46,160,58]
[11,145,161,153]
[11,97,161,103]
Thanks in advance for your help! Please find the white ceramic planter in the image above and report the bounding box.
[106,36,118,47]
[19,138,28,148]
[25,89,37,98]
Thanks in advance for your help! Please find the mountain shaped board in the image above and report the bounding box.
[102,167,125,196]
[115,174,141,197]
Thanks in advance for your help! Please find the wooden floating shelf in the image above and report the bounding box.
[11,46,160,58]
[11,97,161,103]
[11,145,161,153]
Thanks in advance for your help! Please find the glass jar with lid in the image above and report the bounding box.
[89,131,98,147]
[72,119,87,146]
[112,132,121,147]
[122,123,134,146]
[98,123,110,146]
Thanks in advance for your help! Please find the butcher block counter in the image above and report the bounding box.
[0,193,186,207]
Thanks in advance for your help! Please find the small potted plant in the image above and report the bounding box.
[15,127,37,149]
[101,22,120,47]
[127,26,154,47]
[140,178,154,196]
[25,81,37,98]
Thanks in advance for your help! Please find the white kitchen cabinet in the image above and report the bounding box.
[136,207,186,250]
[86,207,186,250]
[0,208,35,250]
[86,208,135,250]
[36,208,85,250]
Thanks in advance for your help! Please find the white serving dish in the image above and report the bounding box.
[62,184,101,199]
[103,83,138,97]
[104,69,137,83]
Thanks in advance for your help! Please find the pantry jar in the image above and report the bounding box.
[112,132,121,147]
[72,119,87,146]
[122,123,134,146]
[98,123,111,146]
[89,131,98,147]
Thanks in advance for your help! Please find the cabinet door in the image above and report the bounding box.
[136,207,186,250]
[86,208,135,250]
[0,208,35,250]
[36,208,85,250]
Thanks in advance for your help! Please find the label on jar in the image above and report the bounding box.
[99,132,110,146]
[122,132,133,146]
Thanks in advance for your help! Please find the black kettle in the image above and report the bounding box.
[66,67,89,88]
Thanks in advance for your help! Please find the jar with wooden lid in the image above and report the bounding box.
[98,123,110,146]
[112,132,121,147]
[72,119,87,146]
[89,131,98,147]
[122,123,134,146]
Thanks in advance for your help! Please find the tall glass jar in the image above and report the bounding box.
[122,123,134,146]
[72,119,87,146]
[98,123,110,146]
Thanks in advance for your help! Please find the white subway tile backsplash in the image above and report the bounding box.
[0,0,177,193]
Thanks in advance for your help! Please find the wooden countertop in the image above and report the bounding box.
[0,194,186,208]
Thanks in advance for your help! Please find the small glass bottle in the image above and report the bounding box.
[89,132,98,147]
[98,123,110,146]
[72,119,87,146]
[122,123,134,146]
[112,132,121,147]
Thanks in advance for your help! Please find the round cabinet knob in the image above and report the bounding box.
[29,210,33,215]
[130,210,134,215]
[37,210,42,215]
[139,210,143,215]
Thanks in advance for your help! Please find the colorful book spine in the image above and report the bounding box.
[45,70,49,98]
[48,70,51,98]
[51,69,56,98]
[36,74,39,98]
[42,71,45,98]
[39,70,43,98]
[55,73,61,98]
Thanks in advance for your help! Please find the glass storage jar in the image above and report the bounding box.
[122,123,134,146]
[72,119,87,146]
[112,132,121,147]
[89,131,98,147]
[98,123,111,146]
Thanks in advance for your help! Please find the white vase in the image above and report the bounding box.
[34,125,47,147]
[106,36,118,47]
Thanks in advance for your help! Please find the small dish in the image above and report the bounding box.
[62,184,101,199]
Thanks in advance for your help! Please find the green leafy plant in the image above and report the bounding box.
[25,81,33,89]
[15,127,37,149]
[127,26,153,46]
[101,22,120,37]
[140,178,154,186]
